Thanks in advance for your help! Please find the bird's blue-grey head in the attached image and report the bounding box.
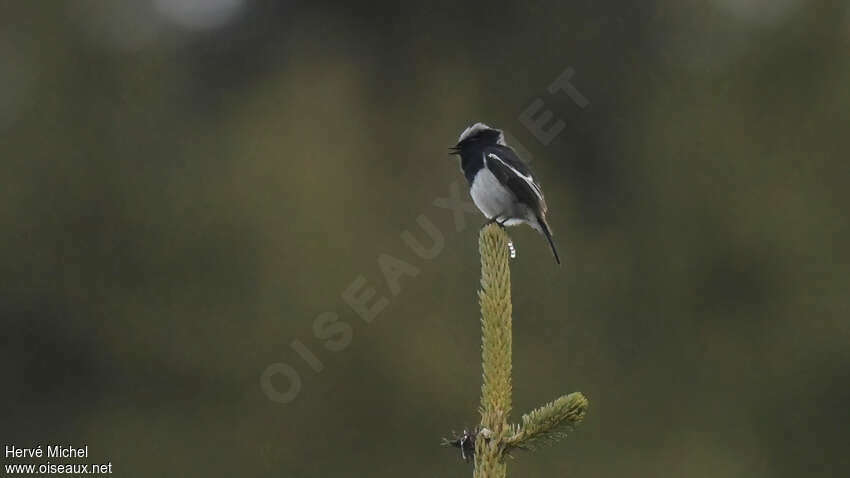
[449,123,506,156]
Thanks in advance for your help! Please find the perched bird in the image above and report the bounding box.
[450,123,560,265]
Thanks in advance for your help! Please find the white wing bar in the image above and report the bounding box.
[487,153,543,200]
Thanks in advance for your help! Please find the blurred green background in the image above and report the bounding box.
[2,1,849,476]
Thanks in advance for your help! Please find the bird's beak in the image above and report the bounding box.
[448,146,460,156]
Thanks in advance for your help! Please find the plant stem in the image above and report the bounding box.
[445,223,588,476]
[474,224,513,478]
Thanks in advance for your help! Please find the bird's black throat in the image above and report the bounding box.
[459,147,484,186]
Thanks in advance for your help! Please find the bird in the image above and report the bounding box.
[450,122,560,265]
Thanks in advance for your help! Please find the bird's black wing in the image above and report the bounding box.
[483,145,548,214]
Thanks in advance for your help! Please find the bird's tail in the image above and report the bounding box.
[536,215,561,265]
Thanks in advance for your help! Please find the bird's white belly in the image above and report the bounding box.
[470,168,519,220]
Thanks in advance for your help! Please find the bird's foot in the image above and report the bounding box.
[481,218,499,230]
[481,217,508,230]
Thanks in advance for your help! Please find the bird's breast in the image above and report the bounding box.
[470,168,516,220]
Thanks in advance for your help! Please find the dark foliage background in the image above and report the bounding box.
[2,1,848,476]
